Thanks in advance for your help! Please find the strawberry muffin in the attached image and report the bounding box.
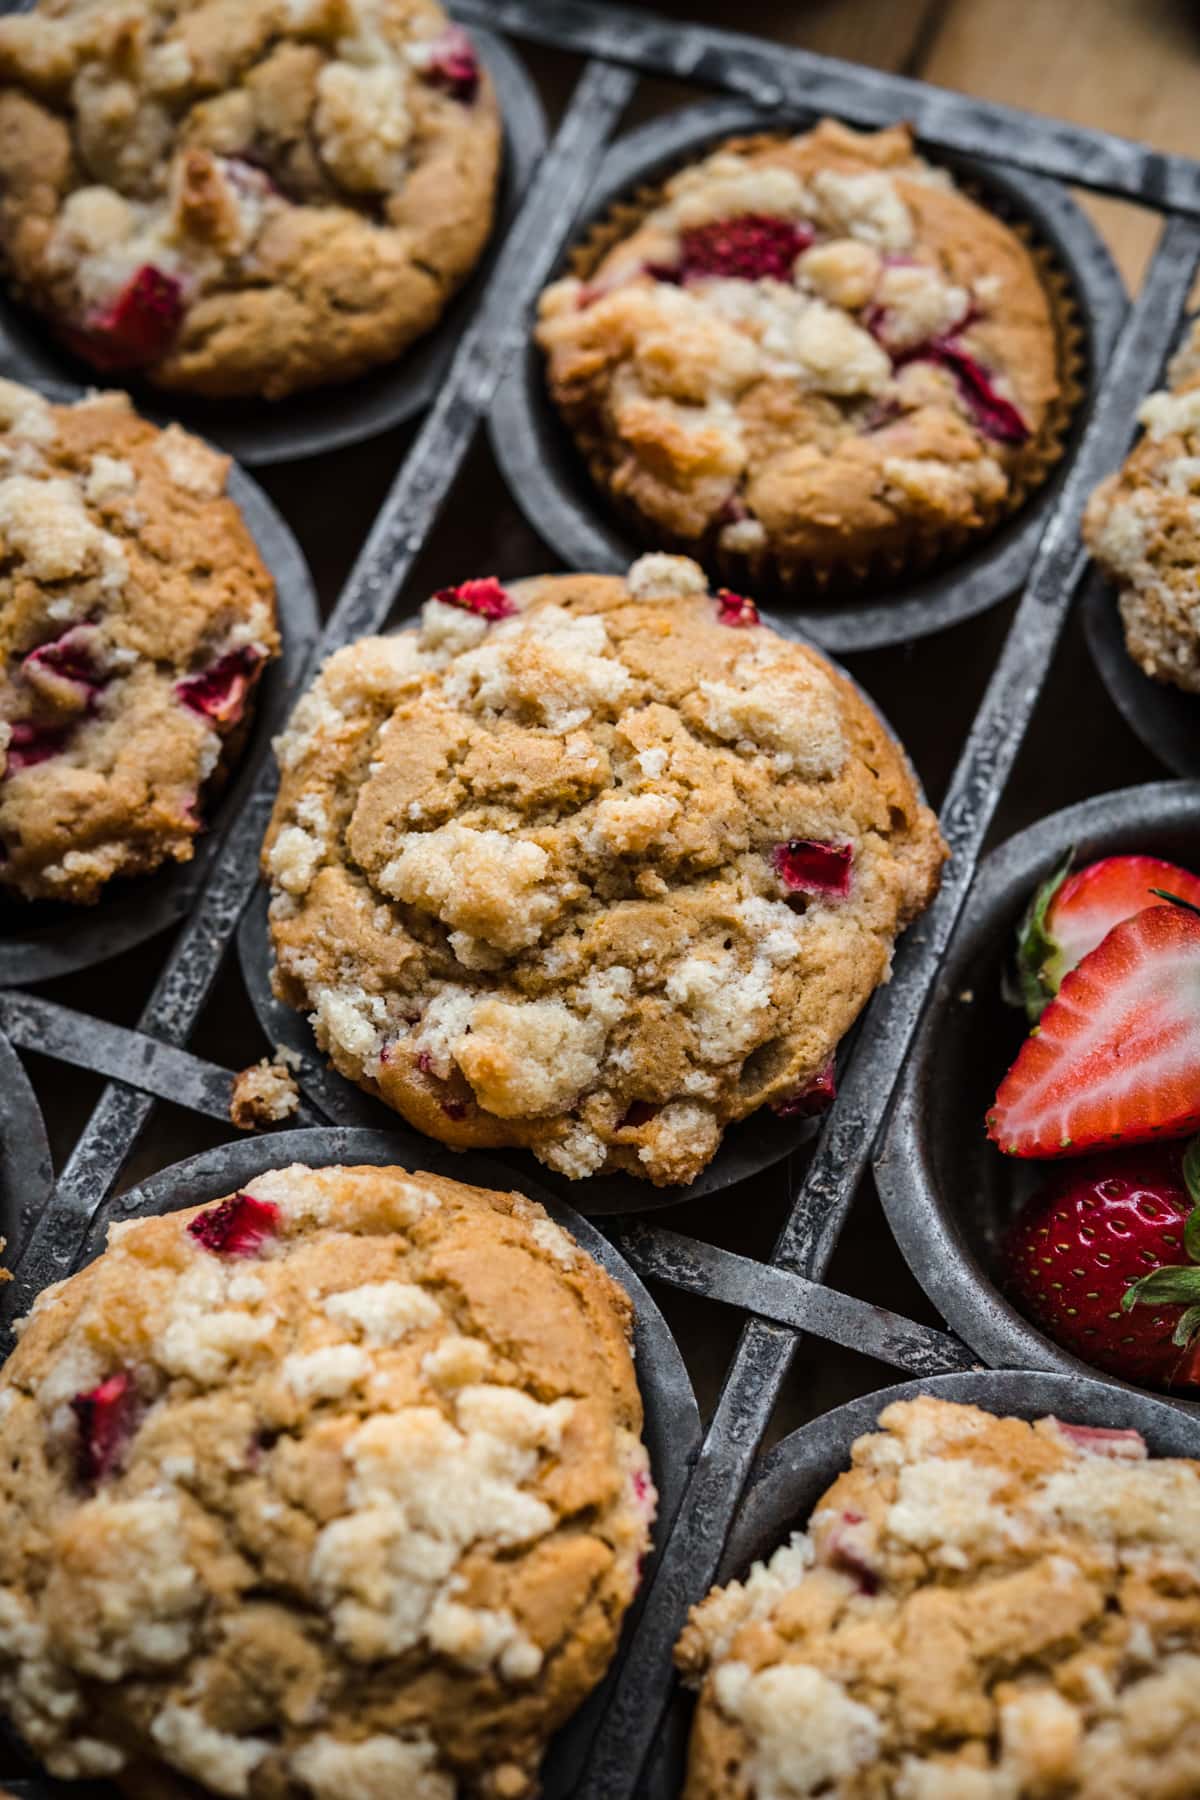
[0,1161,655,1795]
[262,556,945,1187]
[0,0,500,400]
[678,1395,1200,1798]
[1084,319,1200,694]
[0,379,278,904]
[536,120,1062,589]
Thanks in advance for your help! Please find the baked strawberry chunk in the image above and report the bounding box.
[432,577,515,620]
[1050,1420,1148,1460]
[653,214,814,284]
[420,26,481,101]
[22,626,106,708]
[4,720,71,771]
[74,265,184,371]
[188,1191,281,1256]
[772,1059,837,1118]
[176,645,264,726]
[72,1370,139,1486]
[772,839,853,899]
[716,590,759,627]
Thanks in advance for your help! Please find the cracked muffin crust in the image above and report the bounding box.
[0,1161,654,1796]
[677,1395,1200,1800]
[1083,319,1200,695]
[0,379,278,904]
[262,556,945,1187]
[536,121,1061,588]
[0,0,500,400]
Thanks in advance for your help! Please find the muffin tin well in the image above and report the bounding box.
[489,96,1126,654]
[1082,564,1200,779]
[233,602,924,1215]
[0,1027,51,1263]
[0,392,320,987]
[3,4,1200,1796]
[876,781,1200,1408]
[641,1366,1200,1799]
[49,1128,698,1800]
[0,30,547,468]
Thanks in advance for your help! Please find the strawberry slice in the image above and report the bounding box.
[188,1191,281,1256]
[72,265,184,371]
[1016,852,1200,1020]
[72,1370,139,1485]
[989,903,1200,1157]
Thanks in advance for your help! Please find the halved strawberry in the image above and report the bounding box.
[989,902,1200,1158]
[1004,1138,1200,1388]
[1016,851,1200,1020]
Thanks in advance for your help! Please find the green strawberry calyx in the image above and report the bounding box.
[1122,1136,1200,1347]
[1014,850,1074,1023]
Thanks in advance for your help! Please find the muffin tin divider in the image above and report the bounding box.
[0,58,638,1338]
[613,1224,976,1380]
[570,213,1200,1800]
[455,0,1200,212]
[0,993,321,1130]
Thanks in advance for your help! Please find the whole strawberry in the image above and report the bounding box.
[1005,1138,1200,1388]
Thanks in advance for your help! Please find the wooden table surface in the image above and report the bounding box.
[17,1,1199,1441]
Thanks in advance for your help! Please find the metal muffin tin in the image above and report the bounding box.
[1082,566,1200,779]
[0,1127,701,1800]
[0,1027,51,1259]
[0,389,320,986]
[0,28,547,468]
[2,3,1200,1795]
[643,1366,1200,1799]
[488,96,1125,654]
[876,781,1200,1411]
[233,603,923,1216]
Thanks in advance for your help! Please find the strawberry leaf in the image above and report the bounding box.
[1122,1264,1200,1311]
[1013,849,1073,1021]
[1172,1303,1200,1349]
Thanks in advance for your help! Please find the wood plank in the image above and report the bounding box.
[920,0,1200,290]
[636,0,943,74]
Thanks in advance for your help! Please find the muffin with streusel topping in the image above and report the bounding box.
[678,1395,1200,1798]
[261,554,945,1187]
[0,378,278,904]
[536,120,1063,592]
[0,0,500,400]
[1084,317,1200,695]
[0,1160,655,1796]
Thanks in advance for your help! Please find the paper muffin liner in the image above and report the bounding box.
[554,131,1086,604]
